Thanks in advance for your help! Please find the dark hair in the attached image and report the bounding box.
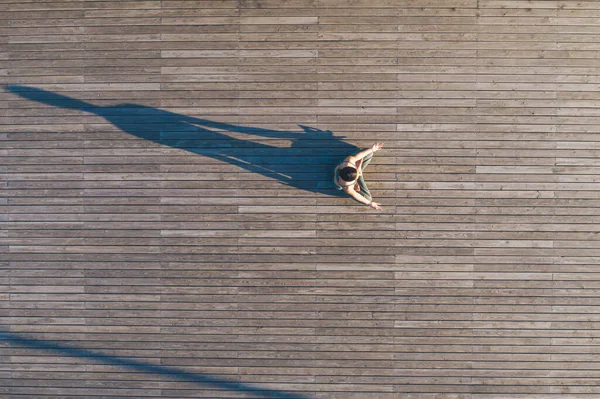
[339,166,358,182]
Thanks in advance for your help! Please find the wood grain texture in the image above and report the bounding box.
[3,0,600,398]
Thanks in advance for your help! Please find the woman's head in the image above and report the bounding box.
[339,166,358,182]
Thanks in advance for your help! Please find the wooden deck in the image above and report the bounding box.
[3,0,600,398]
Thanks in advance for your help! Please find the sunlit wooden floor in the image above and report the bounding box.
[4,1,600,398]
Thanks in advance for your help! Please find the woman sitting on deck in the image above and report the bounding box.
[334,143,384,211]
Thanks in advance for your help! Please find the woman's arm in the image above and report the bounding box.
[344,187,383,211]
[347,142,384,163]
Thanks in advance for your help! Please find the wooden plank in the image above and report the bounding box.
[3,0,600,398]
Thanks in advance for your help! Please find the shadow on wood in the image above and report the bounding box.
[1,331,312,399]
[6,84,358,197]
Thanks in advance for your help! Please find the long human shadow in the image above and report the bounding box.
[1,331,311,399]
[4,85,339,396]
[6,85,357,195]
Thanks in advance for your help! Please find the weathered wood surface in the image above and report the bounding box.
[3,0,600,398]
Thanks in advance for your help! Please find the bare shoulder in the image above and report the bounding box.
[344,155,358,164]
[337,158,351,168]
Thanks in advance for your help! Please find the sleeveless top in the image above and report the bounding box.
[334,160,358,190]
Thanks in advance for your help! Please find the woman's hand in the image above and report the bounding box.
[369,202,383,211]
[371,142,384,152]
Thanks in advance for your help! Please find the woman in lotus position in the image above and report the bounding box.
[334,143,384,211]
